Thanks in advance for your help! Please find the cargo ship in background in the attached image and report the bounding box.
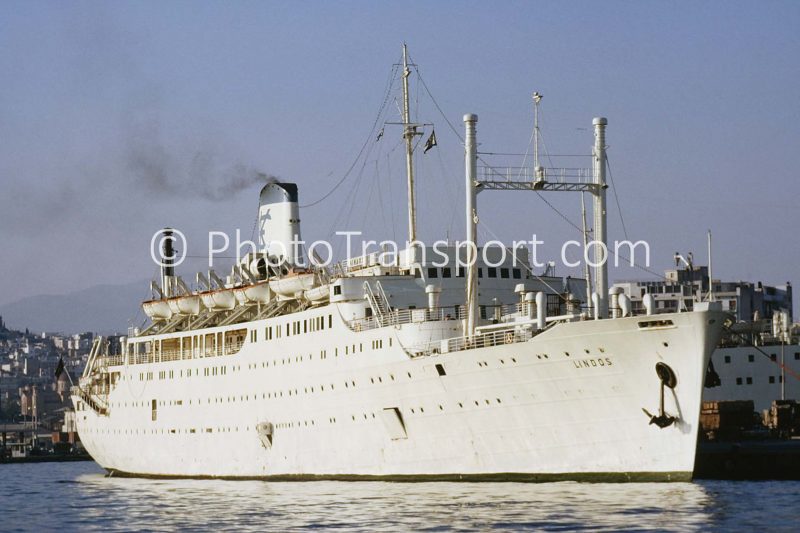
[71,46,728,481]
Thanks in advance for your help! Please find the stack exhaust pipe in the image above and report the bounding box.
[162,227,175,298]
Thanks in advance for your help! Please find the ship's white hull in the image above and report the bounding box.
[73,308,725,480]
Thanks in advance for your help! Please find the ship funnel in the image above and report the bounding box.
[257,182,305,268]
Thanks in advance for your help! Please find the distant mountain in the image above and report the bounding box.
[0,280,151,335]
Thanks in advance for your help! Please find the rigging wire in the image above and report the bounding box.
[360,171,379,231]
[413,64,465,144]
[477,219,572,303]
[418,65,594,242]
[385,151,397,243]
[434,143,459,240]
[300,62,399,209]
[377,53,670,285]
[606,156,630,241]
[325,72,404,245]
[374,158,389,238]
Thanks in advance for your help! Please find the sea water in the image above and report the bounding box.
[1,462,798,531]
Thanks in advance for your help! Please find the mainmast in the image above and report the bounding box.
[401,44,418,246]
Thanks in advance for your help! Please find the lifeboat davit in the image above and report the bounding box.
[304,284,330,303]
[142,299,172,320]
[234,280,273,305]
[200,288,236,310]
[167,294,202,316]
[269,271,315,299]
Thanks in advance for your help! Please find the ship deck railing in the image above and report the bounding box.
[98,339,247,367]
[347,303,532,332]
[406,326,537,359]
[478,165,594,184]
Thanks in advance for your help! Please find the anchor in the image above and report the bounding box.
[642,362,678,428]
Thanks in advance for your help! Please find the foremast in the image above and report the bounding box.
[401,44,420,248]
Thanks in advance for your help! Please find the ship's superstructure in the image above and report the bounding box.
[72,47,728,480]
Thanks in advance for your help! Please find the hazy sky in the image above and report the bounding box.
[0,1,798,312]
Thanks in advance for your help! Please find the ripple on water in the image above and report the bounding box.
[2,462,800,531]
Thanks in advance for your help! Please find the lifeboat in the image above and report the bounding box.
[167,294,202,316]
[142,299,172,320]
[304,284,330,303]
[269,271,315,299]
[234,280,273,305]
[199,288,236,310]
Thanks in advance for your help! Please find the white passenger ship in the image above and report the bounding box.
[72,47,727,481]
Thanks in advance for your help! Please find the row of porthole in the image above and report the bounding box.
[117,349,600,411]
[92,394,521,436]
[110,378,361,410]
[117,347,617,412]
[477,357,519,368]
[83,427,240,435]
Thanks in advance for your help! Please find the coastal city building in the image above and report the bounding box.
[1,316,93,458]
[614,266,798,413]
[613,265,792,322]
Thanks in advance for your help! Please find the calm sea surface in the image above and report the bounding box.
[1,461,798,531]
